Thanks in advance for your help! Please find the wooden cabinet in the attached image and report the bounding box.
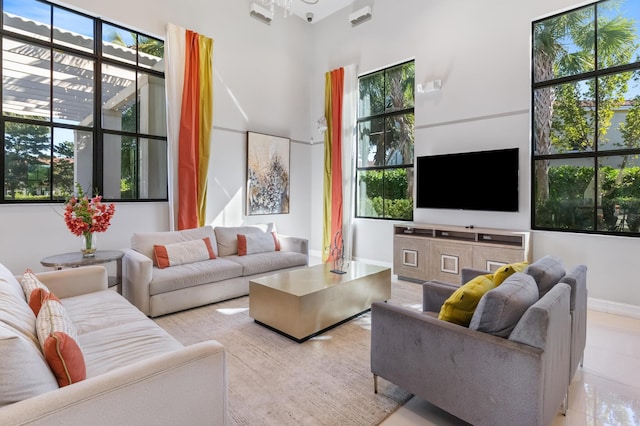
[393,223,531,284]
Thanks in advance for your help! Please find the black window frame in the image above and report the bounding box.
[355,59,415,221]
[531,0,640,236]
[0,0,167,203]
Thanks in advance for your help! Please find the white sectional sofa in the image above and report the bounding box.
[123,224,308,317]
[0,263,227,426]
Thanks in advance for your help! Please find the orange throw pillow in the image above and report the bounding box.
[36,299,86,387]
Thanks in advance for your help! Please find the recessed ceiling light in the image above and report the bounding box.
[301,0,319,4]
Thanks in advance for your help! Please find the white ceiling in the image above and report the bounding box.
[288,0,355,23]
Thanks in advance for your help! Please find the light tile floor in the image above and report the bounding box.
[380,308,640,425]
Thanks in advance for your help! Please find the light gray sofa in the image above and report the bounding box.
[0,263,228,426]
[371,256,587,426]
[123,224,309,317]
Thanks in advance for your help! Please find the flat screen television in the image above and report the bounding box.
[415,148,519,212]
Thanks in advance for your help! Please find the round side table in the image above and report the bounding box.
[40,250,124,294]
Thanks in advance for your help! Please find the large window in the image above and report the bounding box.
[356,60,414,220]
[1,0,167,202]
[532,0,640,235]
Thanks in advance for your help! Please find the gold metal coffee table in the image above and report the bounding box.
[249,261,391,342]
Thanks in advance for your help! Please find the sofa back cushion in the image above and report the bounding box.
[509,283,571,350]
[214,223,275,257]
[131,226,218,265]
[0,264,58,406]
[524,255,566,297]
[469,272,539,337]
[0,323,58,407]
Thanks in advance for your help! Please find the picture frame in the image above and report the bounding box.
[246,131,290,215]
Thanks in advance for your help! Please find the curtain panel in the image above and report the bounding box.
[165,23,213,230]
[322,65,357,262]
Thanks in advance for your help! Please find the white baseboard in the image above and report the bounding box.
[588,297,640,319]
[307,251,393,269]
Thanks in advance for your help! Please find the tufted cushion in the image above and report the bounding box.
[36,299,86,387]
[438,274,496,326]
[153,237,216,269]
[492,261,528,285]
[469,272,539,337]
[524,255,566,297]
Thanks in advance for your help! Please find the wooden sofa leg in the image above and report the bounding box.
[373,374,378,394]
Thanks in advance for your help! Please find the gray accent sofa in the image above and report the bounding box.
[371,256,587,426]
[123,224,309,317]
[0,264,227,425]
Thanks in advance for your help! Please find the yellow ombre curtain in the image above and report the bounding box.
[322,68,344,261]
[322,65,357,263]
[165,23,213,230]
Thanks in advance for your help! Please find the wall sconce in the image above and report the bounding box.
[416,79,442,94]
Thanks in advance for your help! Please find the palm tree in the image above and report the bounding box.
[533,1,636,201]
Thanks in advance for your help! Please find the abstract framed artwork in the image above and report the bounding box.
[246,131,290,215]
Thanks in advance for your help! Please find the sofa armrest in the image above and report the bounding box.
[0,340,228,426]
[461,267,489,284]
[35,265,108,299]
[278,235,309,259]
[122,248,154,316]
[422,280,457,313]
[370,302,562,425]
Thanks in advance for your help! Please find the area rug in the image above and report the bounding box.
[154,279,422,426]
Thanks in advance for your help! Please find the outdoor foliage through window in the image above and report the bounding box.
[356,60,414,220]
[1,0,167,202]
[532,0,640,235]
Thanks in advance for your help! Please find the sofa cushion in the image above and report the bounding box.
[225,251,308,276]
[237,232,279,256]
[438,274,496,326]
[524,255,566,297]
[0,275,39,347]
[149,258,244,296]
[0,263,28,301]
[36,298,86,387]
[131,226,218,265]
[62,290,183,377]
[469,272,539,337]
[214,224,275,257]
[154,237,216,269]
[492,261,528,285]
[0,323,58,407]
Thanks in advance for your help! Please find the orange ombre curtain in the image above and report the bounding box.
[176,30,213,230]
[322,68,344,261]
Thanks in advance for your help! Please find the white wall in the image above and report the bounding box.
[3,0,638,313]
[310,0,640,312]
[0,0,314,273]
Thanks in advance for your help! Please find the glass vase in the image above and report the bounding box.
[81,232,97,257]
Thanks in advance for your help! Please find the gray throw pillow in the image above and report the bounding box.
[469,273,539,337]
[523,255,566,297]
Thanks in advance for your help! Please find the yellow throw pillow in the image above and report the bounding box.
[492,261,529,286]
[438,274,496,326]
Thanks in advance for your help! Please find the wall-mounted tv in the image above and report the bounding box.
[416,148,519,212]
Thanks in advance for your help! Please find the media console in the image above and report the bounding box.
[393,223,531,284]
